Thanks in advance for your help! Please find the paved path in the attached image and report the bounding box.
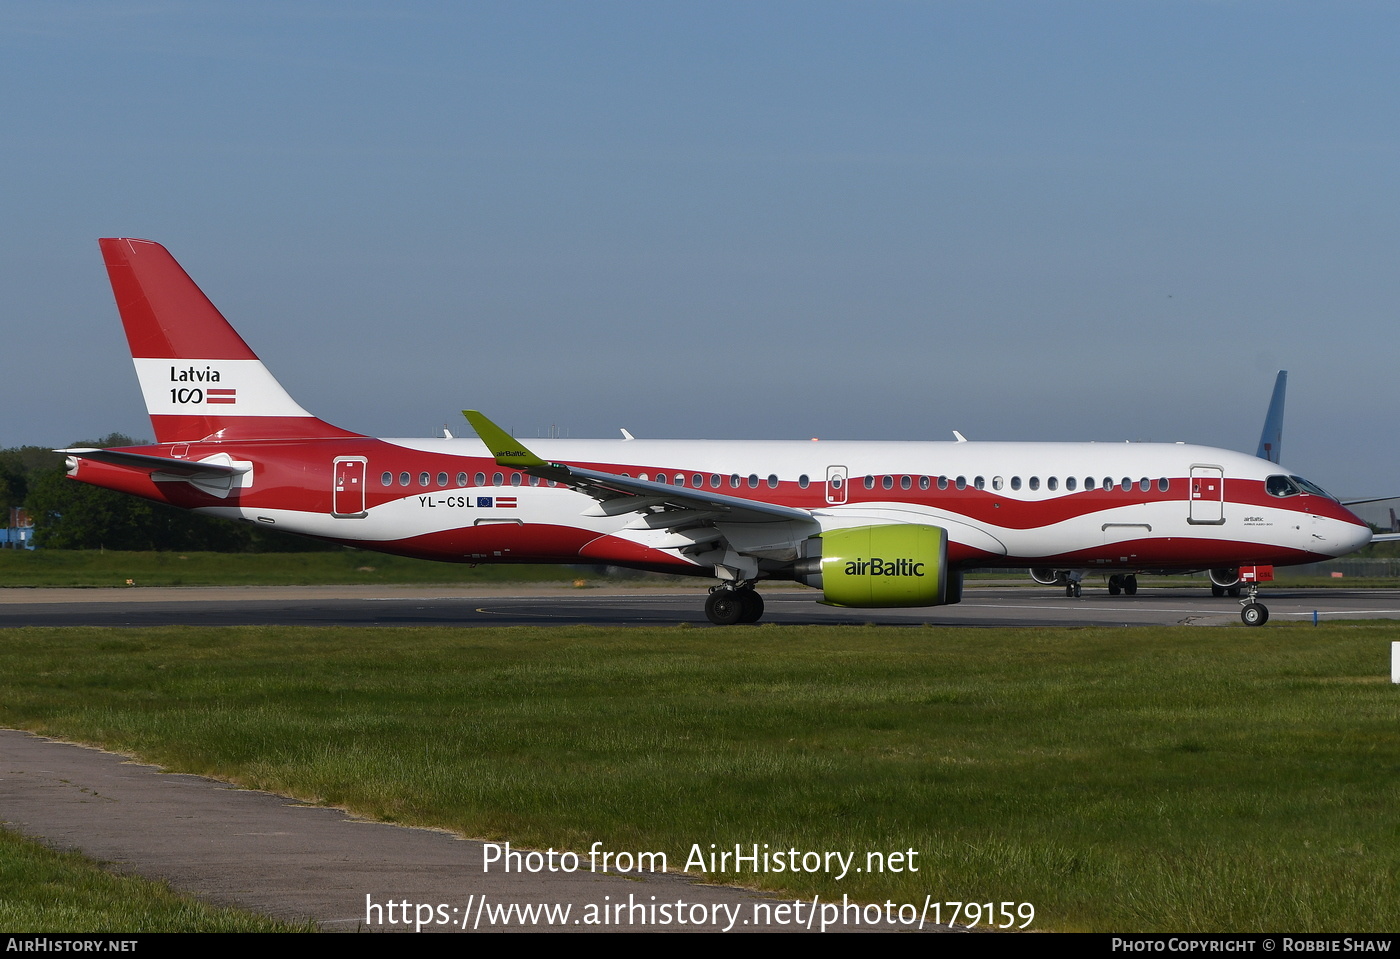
[1,583,1397,627]
[0,730,938,933]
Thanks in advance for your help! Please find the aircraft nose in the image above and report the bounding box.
[1330,516,1373,556]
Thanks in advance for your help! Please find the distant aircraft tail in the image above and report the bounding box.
[1255,370,1287,464]
[100,238,359,444]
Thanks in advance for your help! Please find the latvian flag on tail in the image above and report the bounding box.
[206,388,237,405]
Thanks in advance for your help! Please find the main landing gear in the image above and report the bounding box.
[1239,581,1269,626]
[705,584,765,625]
[1107,574,1138,596]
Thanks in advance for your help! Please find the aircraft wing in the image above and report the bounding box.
[57,448,249,480]
[1341,495,1399,507]
[462,411,810,526]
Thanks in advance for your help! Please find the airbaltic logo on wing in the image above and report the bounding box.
[844,557,926,577]
[169,366,236,406]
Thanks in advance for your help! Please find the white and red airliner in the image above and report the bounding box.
[62,238,1373,625]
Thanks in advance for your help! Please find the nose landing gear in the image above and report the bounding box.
[1239,581,1269,626]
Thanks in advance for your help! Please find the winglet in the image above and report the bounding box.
[462,411,550,470]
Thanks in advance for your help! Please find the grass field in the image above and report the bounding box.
[3,622,1398,932]
[0,829,312,932]
[0,549,633,587]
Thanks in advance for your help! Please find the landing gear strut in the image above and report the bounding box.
[705,584,764,625]
[1239,582,1269,626]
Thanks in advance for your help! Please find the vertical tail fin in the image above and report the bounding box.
[100,238,359,444]
[1255,370,1287,464]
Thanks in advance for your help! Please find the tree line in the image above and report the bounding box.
[3,434,334,551]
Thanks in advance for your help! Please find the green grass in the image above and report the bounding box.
[0,550,670,587]
[0,828,313,932]
[2,623,1398,932]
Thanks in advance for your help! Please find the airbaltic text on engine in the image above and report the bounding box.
[844,557,925,577]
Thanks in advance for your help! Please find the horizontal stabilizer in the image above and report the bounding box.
[58,448,247,479]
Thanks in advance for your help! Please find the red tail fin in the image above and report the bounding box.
[100,238,359,443]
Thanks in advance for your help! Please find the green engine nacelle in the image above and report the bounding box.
[806,524,958,608]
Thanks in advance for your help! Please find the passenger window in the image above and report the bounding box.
[992,476,1003,491]
[474,472,486,486]
[1085,477,1095,491]
[864,475,875,490]
[882,475,894,490]
[456,472,468,487]
[437,472,448,487]
[1140,478,1150,492]
[654,474,666,484]
[492,472,504,486]
[974,476,985,490]
[381,471,393,486]
[798,475,810,489]
[767,474,779,489]
[919,476,930,490]
[1029,477,1040,491]
[693,474,704,487]
[1047,477,1058,491]
[710,474,721,489]
[938,476,949,490]
[1158,478,1169,492]
[1121,477,1131,491]
[956,476,967,490]
[747,474,759,489]
[419,472,430,487]
[1011,476,1022,491]
[1066,477,1077,491]
[900,475,912,490]
[510,473,522,486]
[730,474,741,488]
[399,472,411,487]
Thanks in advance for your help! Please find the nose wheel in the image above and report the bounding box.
[1239,582,1269,626]
[705,584,764,625]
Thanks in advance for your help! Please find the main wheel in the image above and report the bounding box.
[738,589,764,623]
[1241,603,1269,627]
[705,590,745,626]
[1108,575,1122,596]
[1211,584,1226,598]
[1227,586,1241,598]
[1124,575,1138,596]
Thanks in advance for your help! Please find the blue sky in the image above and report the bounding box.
[3,2,1395,494]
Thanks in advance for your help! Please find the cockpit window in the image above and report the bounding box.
[1291,475,1336,500]
[1266,474,1337,501]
